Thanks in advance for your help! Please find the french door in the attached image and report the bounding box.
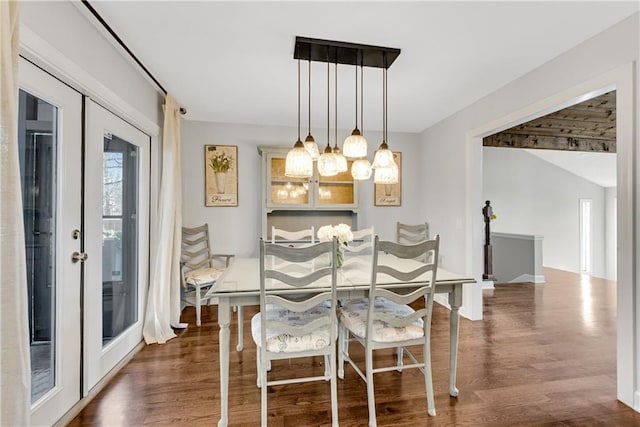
[18,58,150,425]
[19,58,82,426]
[84,100,150,392]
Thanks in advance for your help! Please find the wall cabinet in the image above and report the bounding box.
[258,146,359,238]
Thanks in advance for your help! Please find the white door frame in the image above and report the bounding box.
[465,63,635,408]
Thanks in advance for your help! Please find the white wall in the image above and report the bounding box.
[605,187,617,280]
[420,12,638,408]
[483,147,606,278]
[20,1,162,125]
[181,121,422,258]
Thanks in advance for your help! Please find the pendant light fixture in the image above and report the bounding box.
[285,58,313,178]
[371,63,398,184]
[343,54,368,159]
[291,37,400,182]
[304,59,320,160]
[317,57,338,177]
[332,62,348,173]
[372,65,398,184]
[350,62,372,180]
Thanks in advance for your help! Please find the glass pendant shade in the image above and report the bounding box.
[285,140,313,178]
[351,158,372,180]
[373,160,398,184]
[317,146,338,176]
[371,141,395,169]
[333,147,348,173]
[304,134,320,160]
[343,129,368,158]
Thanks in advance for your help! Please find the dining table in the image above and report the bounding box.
[206,253,476,427]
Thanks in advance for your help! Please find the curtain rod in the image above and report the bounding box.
[80,0,187,115]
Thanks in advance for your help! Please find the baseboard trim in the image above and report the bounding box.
[633,391,640,413]
[52,341,145,427]
[508,274,546,284]
[482,280,495,290]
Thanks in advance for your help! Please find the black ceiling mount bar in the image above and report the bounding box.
[294,37,401,69]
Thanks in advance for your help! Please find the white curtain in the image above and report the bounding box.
[0,1,31,425]
[143,94,184,344]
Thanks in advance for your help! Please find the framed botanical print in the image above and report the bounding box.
[205,145,238,207]
[374,151,401,206]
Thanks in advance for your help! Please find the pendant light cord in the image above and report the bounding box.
[326,56,330,149]
[361,61,364,133]
[308,59,312,136]
[384,53,388,142]
[354,59,358,130]
[297,58,301,141]
[334,62,338,148]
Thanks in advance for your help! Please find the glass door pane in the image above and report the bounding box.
[102,136,139,345]
[18,90,57,403]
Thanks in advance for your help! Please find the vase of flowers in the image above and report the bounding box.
[209,151,233,194]
[317,223,354,268]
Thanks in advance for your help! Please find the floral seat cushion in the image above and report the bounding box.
[184,267,224,286]
[339,297,424,343]
[251,304,334,353]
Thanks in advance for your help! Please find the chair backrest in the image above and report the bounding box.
[259,238,338,348]
[181,224,213,279]
[272,226,316,247]
[366,235,440,340]
[343,226,375,255]
[397,222,429,244]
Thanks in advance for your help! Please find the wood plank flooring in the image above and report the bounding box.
[68,268,640,426]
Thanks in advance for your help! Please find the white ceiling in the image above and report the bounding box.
[90,1,637,134]
[523,149,617,188]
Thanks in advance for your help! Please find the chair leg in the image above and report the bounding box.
[195,285,202,327]
[330,347,339,426]
[424,339,436,416]
[261,359,268,426]
[324,355,330,379]
[338,324,345,379]
[236,306,244,351]
[256,347,261,388]
[396,346,404,372]
[365,347,377,427]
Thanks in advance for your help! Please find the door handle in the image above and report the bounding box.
[71,252,88,263]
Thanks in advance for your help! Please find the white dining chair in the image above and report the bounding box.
[396,221,429,243]
[271,226,315,247]
[180,224,234,326]
[338,235,440,425]
[397,222,430,262]
[252,237,339,426]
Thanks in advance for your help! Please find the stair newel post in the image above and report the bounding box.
[483,200,496,281]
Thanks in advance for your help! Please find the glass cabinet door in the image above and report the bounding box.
[317,160,356,206]
[267,155,311,207]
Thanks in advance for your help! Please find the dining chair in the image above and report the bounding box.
[343,226,375,255]
[397,221,430,262]
[397,221,429,242]
[252,237,339,426]
[271,226,315,247]
[180,224,235,327]
[338,235,440,425]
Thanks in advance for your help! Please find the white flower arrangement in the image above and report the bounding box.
[317,223,354,246]
[317,224,354,267]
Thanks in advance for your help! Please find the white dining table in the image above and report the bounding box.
[206,254,475,427]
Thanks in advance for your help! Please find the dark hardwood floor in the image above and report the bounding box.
[69,268,640,426]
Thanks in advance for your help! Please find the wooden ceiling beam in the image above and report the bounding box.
[483,133,616,152]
